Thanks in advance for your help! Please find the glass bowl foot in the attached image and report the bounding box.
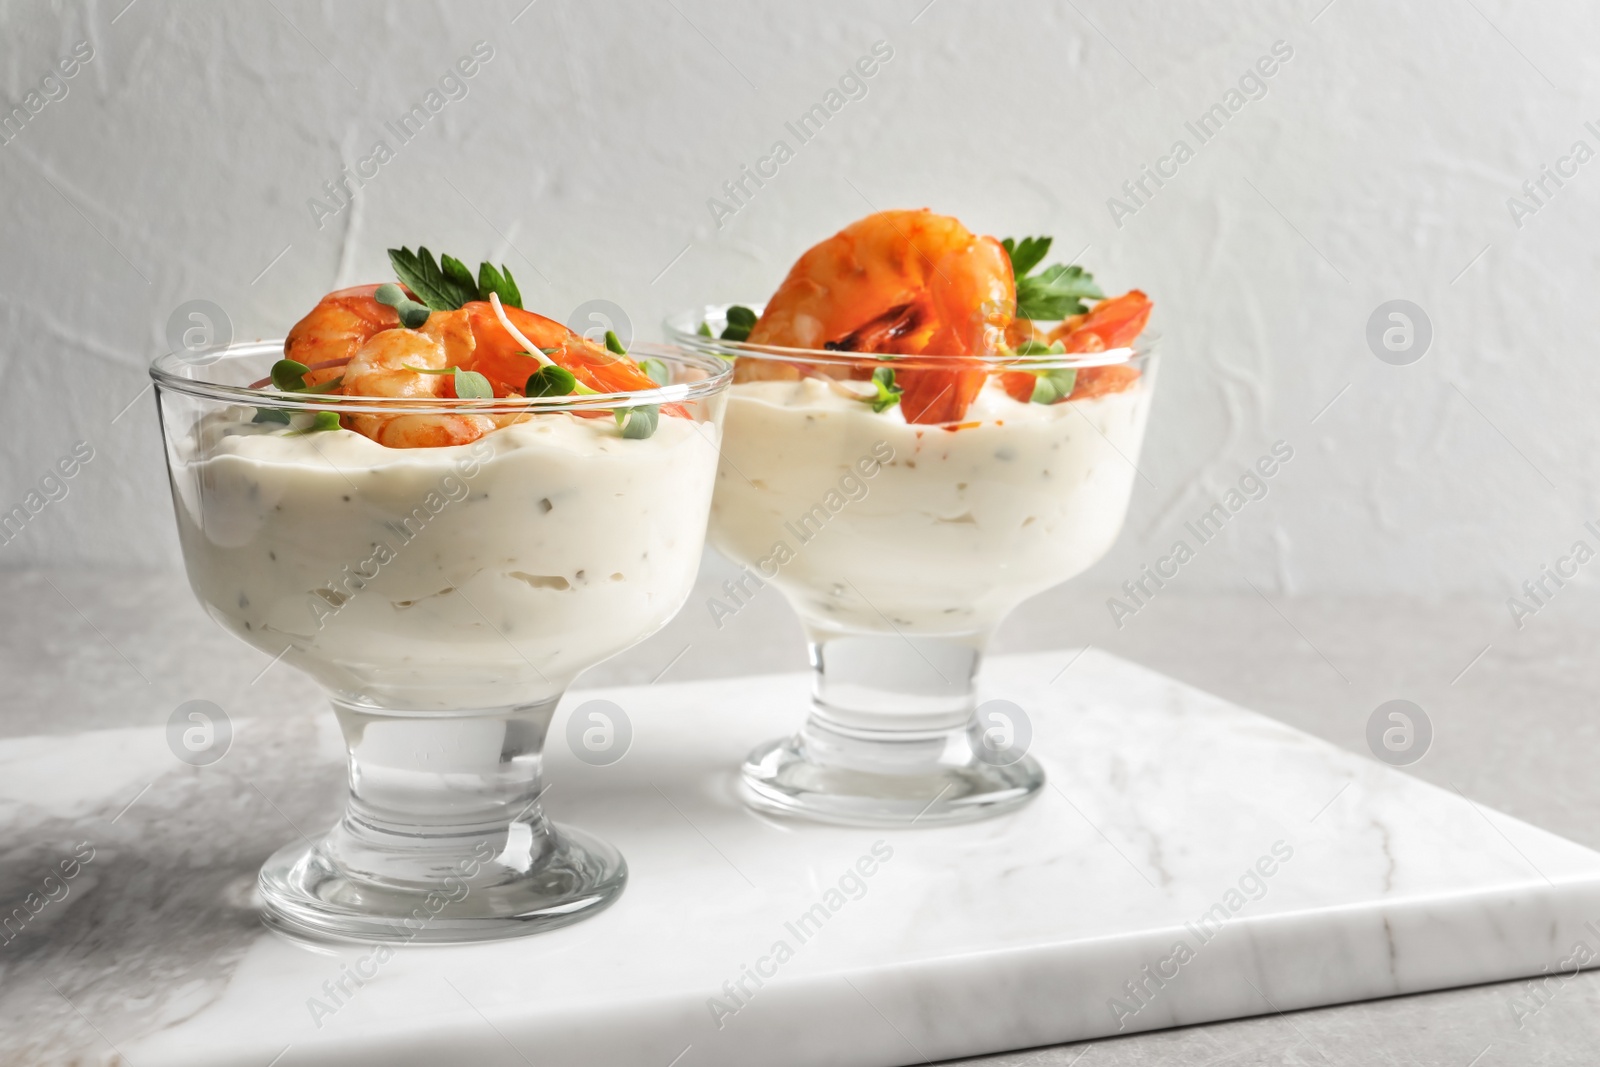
[740,719,1044,827]
[257,822,626,944]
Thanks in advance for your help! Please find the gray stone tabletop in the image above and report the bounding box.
[3,556,1599,1065]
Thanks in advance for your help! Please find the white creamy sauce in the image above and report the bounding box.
[710,375,1151,634]
[172,412,719,710]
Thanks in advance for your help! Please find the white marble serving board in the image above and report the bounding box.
[7,650,1600,1067]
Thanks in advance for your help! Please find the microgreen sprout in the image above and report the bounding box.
[523,364,599,398]
[525,365,577,397]
[639,357,669,386]
[271,359,310,392]
[615,404,660,439]
[259,359,345,424]
[1013,339,1077,403]
[302,376,344,395]
[287,410,342,435]
[868,366,903,413]
[1029,368,1079,404]
[721,305,757,343]
[400,364,496,398]
[454,368,494,399]
[374,283,432,329]
[488,292,555,369]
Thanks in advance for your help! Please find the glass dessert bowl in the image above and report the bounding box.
[152,254,729,941]
[666,210,1157,826]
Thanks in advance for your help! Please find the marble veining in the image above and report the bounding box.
[3,650,1598,1067]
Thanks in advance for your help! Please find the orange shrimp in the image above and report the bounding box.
[749,210,1012,354]
[1049,290,1152,352]
[281,287,673,447]
[1052,290,1151,402]
[1001,290,1153,404]
[284,284,402,388]
[460,302,659,396]
[284,287,660,397]
[1004,317,1049,348]
[339,326,497,448]
[748,210,1014,424]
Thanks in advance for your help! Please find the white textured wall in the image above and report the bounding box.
[1,0,1595,597]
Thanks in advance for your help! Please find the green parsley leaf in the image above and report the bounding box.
[639,357,669,386]
[1016,264,1104,321]
[869,366,903,413]
[271,359,309,391]
[615,404,660,439]
[604,330,627,356]
[454,368,494,400]
[388,248,533,313]
[1003,236,1106,320]
[525,365,577,397]
[1002,236,1053,279]
[253,407,291,425]
[477,262,522,309]
[440,255,477,299]
[697,322,713,337]
[721,305,757,342]
[388,246,480,311]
